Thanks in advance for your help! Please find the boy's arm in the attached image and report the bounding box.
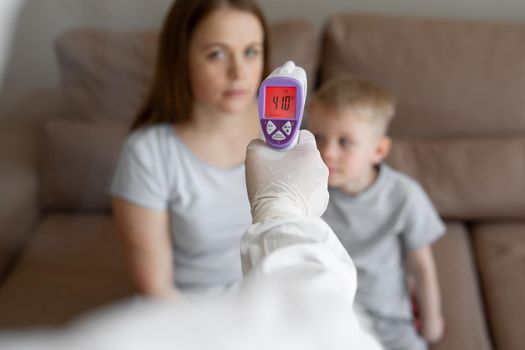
[406,245,445,345]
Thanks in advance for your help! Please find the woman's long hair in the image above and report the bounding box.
[130,0,270,131]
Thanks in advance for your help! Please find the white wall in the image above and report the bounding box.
[1,0,525,119]
[0,0,26,88]
[0,0,173,118]
[263,0,525,26]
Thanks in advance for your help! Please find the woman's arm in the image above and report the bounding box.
[406,245,444,345]
[112,197,179,300]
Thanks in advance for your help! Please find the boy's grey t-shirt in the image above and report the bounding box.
[110,124,252,291]
[322,164,445,320]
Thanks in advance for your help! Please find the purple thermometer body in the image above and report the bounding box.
[258,61,307,151]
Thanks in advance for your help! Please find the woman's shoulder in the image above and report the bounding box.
[119,123,179,163]
[126,123,175,146]
[111,123,176,209]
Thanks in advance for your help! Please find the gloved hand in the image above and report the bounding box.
[245,130,329,223]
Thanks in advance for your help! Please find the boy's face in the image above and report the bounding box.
[308,103,390,192]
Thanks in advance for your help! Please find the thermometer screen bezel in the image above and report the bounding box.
[258,75,305,150]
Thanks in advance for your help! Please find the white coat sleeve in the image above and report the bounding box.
[238,216,383,350]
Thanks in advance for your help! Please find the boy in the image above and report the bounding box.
[307,77,445,350]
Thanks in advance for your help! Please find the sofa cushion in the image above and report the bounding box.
[0,169,39,269]
[0,214,134,328]
[13,214,127,273]
[0,250,11,281]
[320,13,525,137]
[0,268,133,328]
[432,222,491,350]
[55,19,319,122]
[55,30,157,123]
[471,222,525,350]
[0,124,41,274]
[41,120,128,211]
[386,136,525,220]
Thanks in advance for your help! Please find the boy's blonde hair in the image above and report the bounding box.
[310,76,396,135]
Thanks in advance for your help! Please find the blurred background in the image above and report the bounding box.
[2,0,525,120]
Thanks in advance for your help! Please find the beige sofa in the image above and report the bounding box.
[1,13,524,350]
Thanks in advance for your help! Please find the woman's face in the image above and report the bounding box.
[188,8,264,115]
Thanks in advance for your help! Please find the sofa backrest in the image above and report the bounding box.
[320,14,525,221]
[320,13,525,138]
[54,19,319,123]
[42,19,319,211]
[386,136,525,220]
[55,31,157,123]
[43,14,525,221]
[41,120,128,211]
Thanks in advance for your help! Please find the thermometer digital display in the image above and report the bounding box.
[258,61,307,151]
[264,86,296,119]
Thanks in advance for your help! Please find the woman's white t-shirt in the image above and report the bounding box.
[110,123,252,293]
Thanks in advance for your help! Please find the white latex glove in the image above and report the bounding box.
[245,130,329,223]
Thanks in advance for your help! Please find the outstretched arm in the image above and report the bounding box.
[242,130,382,349]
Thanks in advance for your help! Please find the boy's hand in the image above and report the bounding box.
[245,130,329,223]
[422,315,445,345]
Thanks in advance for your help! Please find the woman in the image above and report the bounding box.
[110,0,269,300]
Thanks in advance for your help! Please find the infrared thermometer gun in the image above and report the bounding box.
[258,61,307,151]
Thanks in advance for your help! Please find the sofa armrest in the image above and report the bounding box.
[0,122,42,271]
[3,88,70,126]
